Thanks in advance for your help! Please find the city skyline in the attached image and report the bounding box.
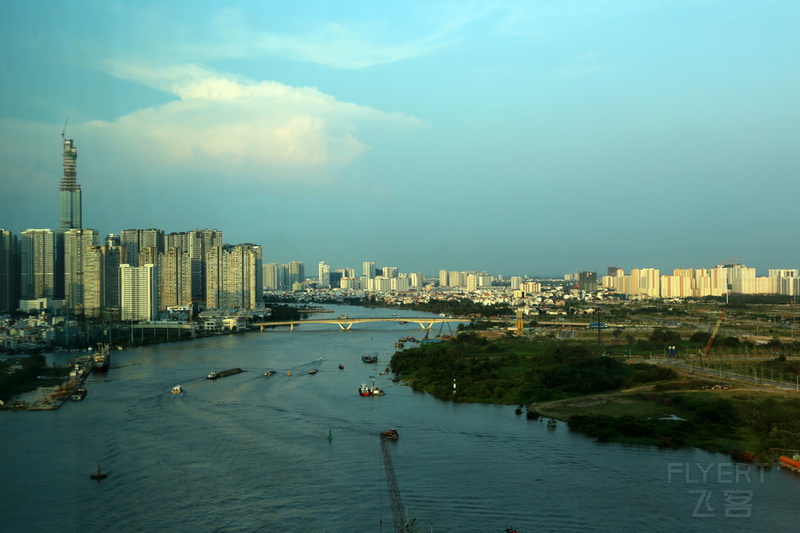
[2,2,799,276]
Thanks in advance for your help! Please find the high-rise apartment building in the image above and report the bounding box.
[64,228,99,314]
[0,230,20,312]
[84,244,124,319]
[206,244,262,310]
[120,229,165,266]
[120,263,158,321]
[20,229,55,301]
[288,261,305,287]
[362,261,376,279]
[318,261,330,287]
[263,263,285,290]
[159,247,193,310]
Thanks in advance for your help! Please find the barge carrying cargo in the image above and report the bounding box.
[215,368,246,378]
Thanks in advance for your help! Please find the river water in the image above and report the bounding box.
[2,305,799,532]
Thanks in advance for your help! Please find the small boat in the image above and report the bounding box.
[172,385,183,394]
[308,369,318,375]
[89,466,108,480]
[206,370,218,380]
[264,370,276,376]
[381,428,399,440]
[338,364,344,370]
[71,387,87,401]
[362,354,378,364]
[359,383,372,397]
[318,357,325,362]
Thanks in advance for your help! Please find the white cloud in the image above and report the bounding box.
[89,63,422,181]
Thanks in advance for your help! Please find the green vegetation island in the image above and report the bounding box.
[390,328,800,463]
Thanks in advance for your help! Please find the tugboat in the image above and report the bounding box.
[308,369,318,375]
[359,383,372,397]
[171,385,183,394]
[361,354,378,364]
[206,370,218,380]
[264,370,276,376]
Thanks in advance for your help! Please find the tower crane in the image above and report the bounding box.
[702,309,726,357]
[380,436,418,533]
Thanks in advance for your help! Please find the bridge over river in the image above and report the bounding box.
[251,316,470,332]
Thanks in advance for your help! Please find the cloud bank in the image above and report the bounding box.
[84,63,422,185]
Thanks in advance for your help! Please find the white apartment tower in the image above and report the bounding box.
[120,263,158,321]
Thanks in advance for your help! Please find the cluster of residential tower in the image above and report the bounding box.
[1,136,798,324]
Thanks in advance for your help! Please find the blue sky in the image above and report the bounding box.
[1,1,798,278]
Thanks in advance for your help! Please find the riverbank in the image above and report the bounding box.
[529,378,800,461]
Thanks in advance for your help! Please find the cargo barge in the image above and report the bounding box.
[215,368,246,378]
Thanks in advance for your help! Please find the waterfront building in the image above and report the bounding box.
[0,229,20,312]
[206,244,262,310]
[120,263,158,321]
[84,244,124,319]
[64,228,99,314]
[20,229,55,301]
[165,229,223,307]
[159,247,193,310]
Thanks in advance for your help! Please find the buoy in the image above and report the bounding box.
[327,428,333,441]
[287,370,291,377]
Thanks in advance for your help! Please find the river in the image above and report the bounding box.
[2,305,799,532]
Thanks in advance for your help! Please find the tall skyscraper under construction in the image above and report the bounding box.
[55,131,82,299]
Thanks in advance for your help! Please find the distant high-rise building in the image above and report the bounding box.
[206,244,262,310]
[20,229,55,301]
[64,228,99,314]
[288,261,305,286]
[55,134,82,299]
[362,261,376,279]
[84,244,124,319]
[159,247,193,310]
[120,229,165,266]
[318,261,331,287]
[578,272,597,293]
[0,229,20,312]
[381,266,398,279]
[263,263,284,290]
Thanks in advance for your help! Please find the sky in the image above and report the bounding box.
[1,1,798,278]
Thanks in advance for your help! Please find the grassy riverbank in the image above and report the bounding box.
[390,334,800,461]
